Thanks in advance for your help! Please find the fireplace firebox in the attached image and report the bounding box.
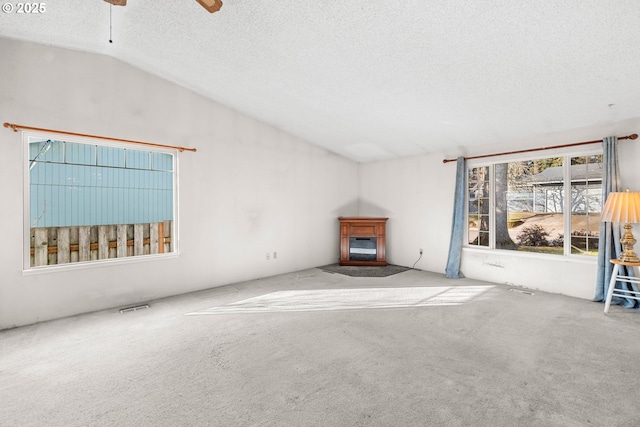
[349,237,377,261]
[339,217,388,266]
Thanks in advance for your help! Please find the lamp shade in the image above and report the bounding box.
[601,190,640,223]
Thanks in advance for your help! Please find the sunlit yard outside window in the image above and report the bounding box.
[467,153,602,256]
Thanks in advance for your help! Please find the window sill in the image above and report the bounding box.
[462,246,598,264]
[22,252,179,275]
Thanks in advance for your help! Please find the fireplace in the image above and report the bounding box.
[339,217,388,266]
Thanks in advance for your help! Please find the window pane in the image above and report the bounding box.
[67,141,96,165]
[29,139,64,164]
[126,149,151,170]
[97,146,125,167]
[28,137,175,268]
[468,166,489,246]
[569,155,602,256]
[500,157,564,254]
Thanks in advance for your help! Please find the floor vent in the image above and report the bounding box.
[509,288,534,296]
[119,304,150,313]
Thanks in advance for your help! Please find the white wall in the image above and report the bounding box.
[357,153,456,273]
[0,38,358,329]
[359,121,640,300]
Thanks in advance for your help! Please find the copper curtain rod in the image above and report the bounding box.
[3,122,197,152]
[442,133,638,164]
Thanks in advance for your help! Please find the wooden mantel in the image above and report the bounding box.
[339,217,388,266]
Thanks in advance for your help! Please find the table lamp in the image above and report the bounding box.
[601,189,640,262]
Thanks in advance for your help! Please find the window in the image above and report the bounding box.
[25,134,177,269]
[467,151,602,256]
[467,166,490,248]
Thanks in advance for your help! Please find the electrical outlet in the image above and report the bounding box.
[419,248,423,255]
[266,252,270,260]
[273,251,277,259]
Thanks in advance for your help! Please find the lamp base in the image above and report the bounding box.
[618,252,640,263]
[618,223,639,263]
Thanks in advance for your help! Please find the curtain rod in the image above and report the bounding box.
[442,133,637,164]
[3,122,197,152]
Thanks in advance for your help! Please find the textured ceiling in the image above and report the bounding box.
[2,1,640,162]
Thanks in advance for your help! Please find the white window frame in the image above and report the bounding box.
[465,146,602,259]
[22,130,180,273]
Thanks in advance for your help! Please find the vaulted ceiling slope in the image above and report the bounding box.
[2,1,640,162]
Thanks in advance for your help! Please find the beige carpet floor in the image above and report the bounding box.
[2,268,640,426]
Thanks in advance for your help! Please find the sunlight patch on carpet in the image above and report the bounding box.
[185,286,493,315]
